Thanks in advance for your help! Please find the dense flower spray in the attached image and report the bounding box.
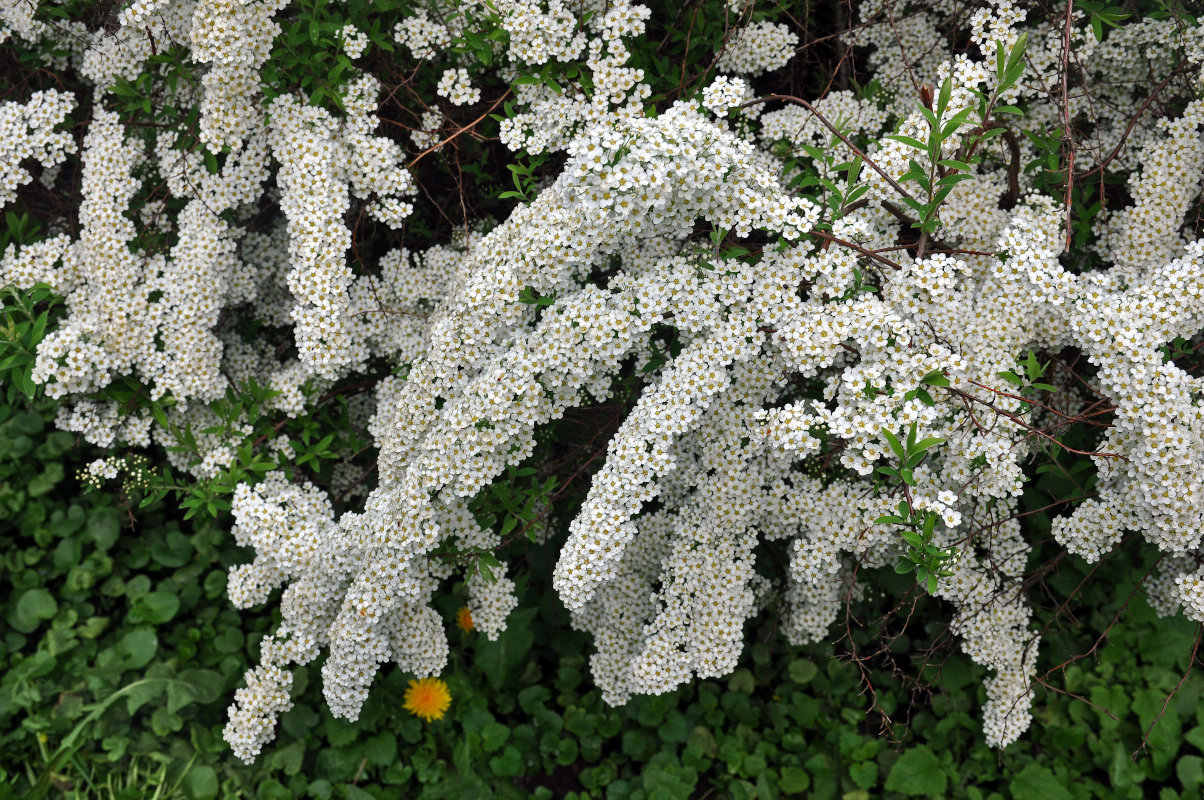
[3,0,1204,765]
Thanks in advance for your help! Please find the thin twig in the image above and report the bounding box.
[746,93,919,203]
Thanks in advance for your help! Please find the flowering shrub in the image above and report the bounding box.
[4,385,1204,798]
[4,0,1204,768]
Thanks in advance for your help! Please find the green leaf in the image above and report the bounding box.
[938,159,973,172]
[1008,764,1073,800]
[364,732,398,767]
[728,668,755,694]
[213,627,244,654]
[182,765,219,800]
[475,607,537,690]
[998,370,1024,386]
[940,108,974,139]
[117,627,158,668]
[12,588,58,633]
[788,659,818,685]
[778,766,811,793]
[919,106,940,132]
[887,134,928,151]
[885,745,947,796]
[882,428,905,460]
[850,761,878,789]
[1179,755,1204,790]
[129,590,180,624]
[913,436,944,453]
[489,745,525,778]
[482,722,510,752]
[27,462,64,497]
[920,370,951,387]
[936,173,975,187]
[936,77,952,115]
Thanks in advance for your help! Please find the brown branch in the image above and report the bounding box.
[810,229,904,271]
[406,89,511,169]
[1073,58,1190,181]
[947,386,1122,459]
[747,93,919,203]
[966,379,1115,427]
[1059,0,1075,250]
[1133,624,1203,761]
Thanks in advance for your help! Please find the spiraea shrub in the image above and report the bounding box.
[3,0,1204,771]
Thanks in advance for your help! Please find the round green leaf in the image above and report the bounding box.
[1008,764,1073,800]
[788,659,819,685]
[886,745,947,796]
[181,765,218,800]
[778,766,811,793]
[11,587,57,633]
[213,627,244,654]
[129,590,179,624]
[149,530,192,567]
[86,511,120,550]
[117,627,158,669]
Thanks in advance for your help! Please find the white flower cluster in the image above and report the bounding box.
[498,0,586,65]
[267,94,358,378]
[497,0,652,154]
[191,0,289,150]
[0,234,73,289]
[701,75,749,117]
[410,109,444,150]
[0,90,75,208]
[393,10,452,60]
[0,0,46,43]
[265,77,416,378]
[341,23,368,59]
[342,76,417,229]
[759,90,890,151]
[717,21,799,76]
[117,0,172,29]
[436,67,481,106]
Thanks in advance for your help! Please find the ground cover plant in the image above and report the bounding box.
[4,393,1204,799]
[4,0,1204,795]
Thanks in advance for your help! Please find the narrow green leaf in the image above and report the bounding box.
[920,370,951,387]
[913,436,945,453]
[882,428,905,460]
[936,77,952,115]
[887,134,928,150]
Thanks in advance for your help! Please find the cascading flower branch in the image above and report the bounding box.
[3,0,1204,765]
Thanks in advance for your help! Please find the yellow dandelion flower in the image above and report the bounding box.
[456,606,475,632]
[403,677,452,722]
